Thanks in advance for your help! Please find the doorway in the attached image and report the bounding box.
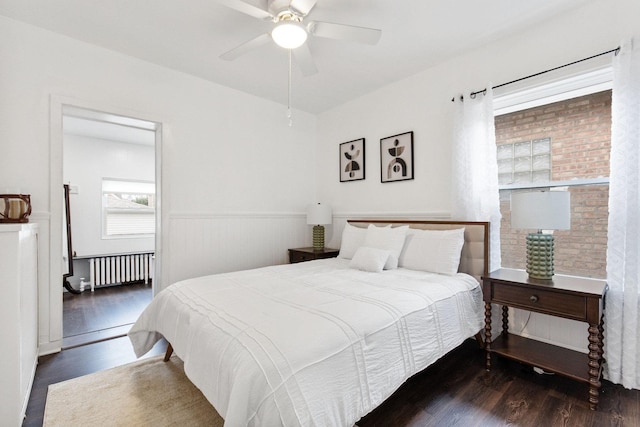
[61,106,160,348]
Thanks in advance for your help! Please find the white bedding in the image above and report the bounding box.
[129,258,484,427]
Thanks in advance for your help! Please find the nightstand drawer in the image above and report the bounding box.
[288,247,339,264]
[289,252,313,263]
[492,283,586,320]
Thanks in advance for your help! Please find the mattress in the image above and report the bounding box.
[129,257,484,427]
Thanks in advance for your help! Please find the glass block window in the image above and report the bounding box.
[497,138,551,185]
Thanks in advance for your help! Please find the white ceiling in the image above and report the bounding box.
[0,0,591,113]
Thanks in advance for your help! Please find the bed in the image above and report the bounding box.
[129,220,489,426]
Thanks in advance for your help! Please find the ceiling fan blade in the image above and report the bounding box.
[308,21,382,45]
[218,0,273,20]
[293,43,318,76]
[220,33,272,61]
[289,0,317,16]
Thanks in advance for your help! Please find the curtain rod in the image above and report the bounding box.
[451,47,620,102]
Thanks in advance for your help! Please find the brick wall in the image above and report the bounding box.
[495,90,611,279]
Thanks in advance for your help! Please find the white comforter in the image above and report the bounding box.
[129,258,483,427]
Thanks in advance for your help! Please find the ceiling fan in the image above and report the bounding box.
[218,0,382,76]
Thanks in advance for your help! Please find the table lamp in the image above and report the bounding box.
[510,191,570,280]
[306,203,332,251]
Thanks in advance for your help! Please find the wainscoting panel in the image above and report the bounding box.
[165,213,309,288]
[510,308,589,353]
[326,212,450,250]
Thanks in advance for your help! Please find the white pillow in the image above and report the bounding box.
[362,224,409,270]
[398,228,465,275]
[338,223,367,259]
[349,247,391,273]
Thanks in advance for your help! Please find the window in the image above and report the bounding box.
[102,179,155,238]
[495,79,611,279]
[497,138,551,185]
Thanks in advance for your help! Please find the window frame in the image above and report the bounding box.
[101,178,155,240]
[494,66,612,279]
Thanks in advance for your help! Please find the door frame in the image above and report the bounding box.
[47,95,163,354]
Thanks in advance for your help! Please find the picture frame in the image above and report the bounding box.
[339,138,365,182]
[380,131,414,183]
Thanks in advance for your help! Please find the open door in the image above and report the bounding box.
[62,184,80,294]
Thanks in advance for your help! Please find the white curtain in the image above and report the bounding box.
[605,39,640,389]
[451,89,502,272]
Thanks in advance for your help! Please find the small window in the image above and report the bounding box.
[102,179,155,238]
[498,138,551,185]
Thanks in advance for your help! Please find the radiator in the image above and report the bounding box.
[81,252,154,292]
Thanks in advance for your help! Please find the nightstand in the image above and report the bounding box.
[482,268,607,410]
[288,247,339,264]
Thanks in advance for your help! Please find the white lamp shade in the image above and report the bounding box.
[271,21,308,49]
[511,191,571,230]
[306,203,332,225]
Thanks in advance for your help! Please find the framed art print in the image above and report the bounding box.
[339,138,365,182]
[380,131,414,183]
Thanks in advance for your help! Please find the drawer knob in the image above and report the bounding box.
[530,295,539,303]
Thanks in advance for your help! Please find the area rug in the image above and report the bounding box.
[43,355,223,426]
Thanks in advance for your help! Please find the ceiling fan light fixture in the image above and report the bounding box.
[271,20,308,49]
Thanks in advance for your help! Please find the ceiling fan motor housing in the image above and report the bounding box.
[268,0,303,18]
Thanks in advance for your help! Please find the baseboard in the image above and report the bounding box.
[39,340,62,356]
[21,353,38,423]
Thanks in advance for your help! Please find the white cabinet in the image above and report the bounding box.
[0,224,38,426]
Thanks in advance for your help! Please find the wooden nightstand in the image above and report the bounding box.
[482,268,607,410]
[288,247,339,264]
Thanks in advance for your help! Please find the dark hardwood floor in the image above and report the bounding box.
[63,282,152,347]
[358,340,640,426]
[24,334,640,427]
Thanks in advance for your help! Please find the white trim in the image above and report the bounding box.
[499,177,609,191]
[153,124,162,296]
[63,105,158,131]
[48,94,164,352]
[494,66,613,116]
[105,208,155,214]
[332,211,451,220]
[168,212,305,220]
[38,341,62,356]
[49,96,65,348]
[168,211,451,220]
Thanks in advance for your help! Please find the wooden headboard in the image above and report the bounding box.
[347,220,490,281]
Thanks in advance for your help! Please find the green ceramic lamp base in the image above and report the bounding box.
[526,232,555,280]
[312,225,325,250]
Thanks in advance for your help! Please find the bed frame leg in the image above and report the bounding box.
[164,343,173,362]
[474,332,485,348]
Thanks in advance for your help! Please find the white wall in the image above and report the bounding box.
[317,0,639,352]
[0,15,317,354]
[63,134,155,256]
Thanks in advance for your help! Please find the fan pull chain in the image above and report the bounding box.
[287,49,293,127]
